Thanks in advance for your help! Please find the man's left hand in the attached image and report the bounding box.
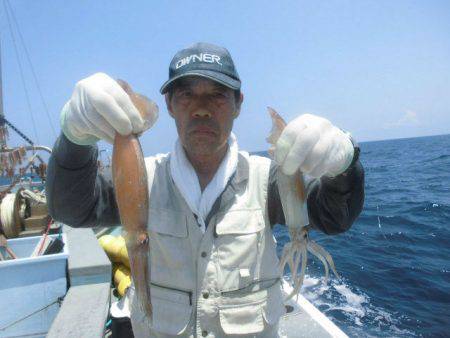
[274,114,354,178]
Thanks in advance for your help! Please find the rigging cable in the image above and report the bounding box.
[5,0,56,138]
[0,116,34,146]
[3,0,40,145]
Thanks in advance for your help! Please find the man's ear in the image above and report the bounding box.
[233,92,244,118]
[165,94,174,118]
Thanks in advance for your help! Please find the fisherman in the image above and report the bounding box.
[47,42,364,337]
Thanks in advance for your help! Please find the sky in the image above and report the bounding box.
[1,0,449,157]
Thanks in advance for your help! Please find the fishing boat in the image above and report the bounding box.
[0,5,348,337]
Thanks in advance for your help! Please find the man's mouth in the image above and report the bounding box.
[189,126,218,136]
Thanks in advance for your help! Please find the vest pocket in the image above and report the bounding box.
[148,208,188,237]
[148,208,190,273]
[215,209,265,291]
[218,282,285,335]
[219,301,265,334]
[150,284,193,335]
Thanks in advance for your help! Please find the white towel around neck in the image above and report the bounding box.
[170,133,238,233]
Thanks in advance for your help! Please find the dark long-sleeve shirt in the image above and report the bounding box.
[46,133,364,234]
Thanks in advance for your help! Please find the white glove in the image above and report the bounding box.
[274,114,354,178]
[60,72,158,145]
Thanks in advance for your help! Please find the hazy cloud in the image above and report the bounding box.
[384,110,419,129]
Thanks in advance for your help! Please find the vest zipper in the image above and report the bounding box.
[150,282,193,305]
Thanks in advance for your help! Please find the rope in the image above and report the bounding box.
[5,0,56,138]
[2,1,40,145]
[0,297,64,331]
[21,189,46,204]
[0,193,17,238]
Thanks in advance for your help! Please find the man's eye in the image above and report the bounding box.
[213,92,226,99]
[177,90,192,98]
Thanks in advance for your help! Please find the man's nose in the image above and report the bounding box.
[192,109,212,118]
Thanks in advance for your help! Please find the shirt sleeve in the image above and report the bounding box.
[268,160,365,235]
[46,133,120,227]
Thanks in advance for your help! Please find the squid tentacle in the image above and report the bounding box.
[308,240,340,279]
[290,244,303,285]
[307,242,330,282]
[286,243,308,301]
[279,226,340,301]
[279,243,292,275]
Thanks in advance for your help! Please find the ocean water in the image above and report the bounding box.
[265,134,450,337]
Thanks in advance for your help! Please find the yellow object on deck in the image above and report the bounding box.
[113,264,131,286]
[119,245,129,268]
[118,275,132,297]
[98,235,130,267]
[99,235,132,296]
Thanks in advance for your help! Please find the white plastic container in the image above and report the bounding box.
[0,234,69,338]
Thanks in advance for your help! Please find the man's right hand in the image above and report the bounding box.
[60,73,158,145]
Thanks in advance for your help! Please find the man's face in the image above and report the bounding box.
[166,77,243,157]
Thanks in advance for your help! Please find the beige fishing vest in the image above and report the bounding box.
[129,151,286,338]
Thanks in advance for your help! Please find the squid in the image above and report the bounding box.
[266,107,340,300]
[112,80,158,321]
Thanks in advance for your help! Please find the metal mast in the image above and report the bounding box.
[0,37,4,123]
[0,36,7,149]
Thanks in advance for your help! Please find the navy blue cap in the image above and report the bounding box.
[160,42,241,94]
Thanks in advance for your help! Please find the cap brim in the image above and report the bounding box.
[160,70,241,94]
